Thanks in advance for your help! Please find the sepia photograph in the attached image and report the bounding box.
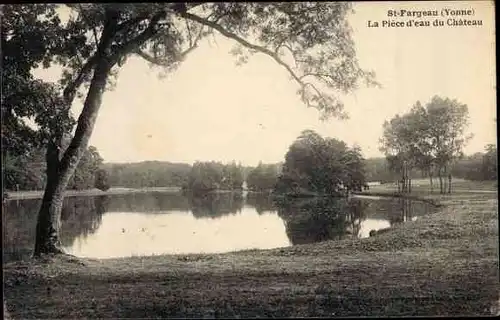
[2,1,498,318]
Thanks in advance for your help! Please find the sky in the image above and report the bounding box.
[34,1,497,166]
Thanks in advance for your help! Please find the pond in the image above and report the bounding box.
[2,192,438,260]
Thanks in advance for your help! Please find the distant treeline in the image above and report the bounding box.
[102,160,250,193]
[450,145,497,181]
[102,160,282,193]
[101,161,192,189]
[363,157,422,183]
[5,143,495,193]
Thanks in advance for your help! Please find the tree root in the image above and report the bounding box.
[32,250,87,266]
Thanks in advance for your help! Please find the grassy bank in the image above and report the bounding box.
[3,187,499,318]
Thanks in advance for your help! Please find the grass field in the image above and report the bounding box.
[3,181,499,318]
[371,178,497,193]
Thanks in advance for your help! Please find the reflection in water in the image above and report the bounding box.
[2,196,108,262]
[277,198,369,244]
[104,193,190,213]
[365,197,431,226]
[246,193,277,214]
[65,210,289,258]
[3,192,437,260]
[189,193,244,219]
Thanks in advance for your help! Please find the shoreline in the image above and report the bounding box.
[5,185,494,202]
[4,187,250,200]
[351,191,444,207]
[3,187,183,200]
[3,188,498,317]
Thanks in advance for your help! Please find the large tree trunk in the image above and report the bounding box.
[33,142,65,255]
[33,61,111,257]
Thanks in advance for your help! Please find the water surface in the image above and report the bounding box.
[3,192,437,260]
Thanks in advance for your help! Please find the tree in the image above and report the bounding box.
[102,161,191,188]
[2,149,46,191]
[186,161,244,192]
[342,144,366,192]
[246,162,280,192]
[363,157,394,183]
[94,168,110,191]
[451,145,497,181]
[451,152,483,180]
[380,97,471,194]
[3,3,375,256]
[2,145,105,192]
[480,144,497,181]
[220,161,244,190]
[277,130,327,193]
[2,5,75,194]
[424,96,471,193]
[187,161,224,193]
[405,102,436,191]
[276,130,366,196]
[379,111,421,193]
[68,146,104,190]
